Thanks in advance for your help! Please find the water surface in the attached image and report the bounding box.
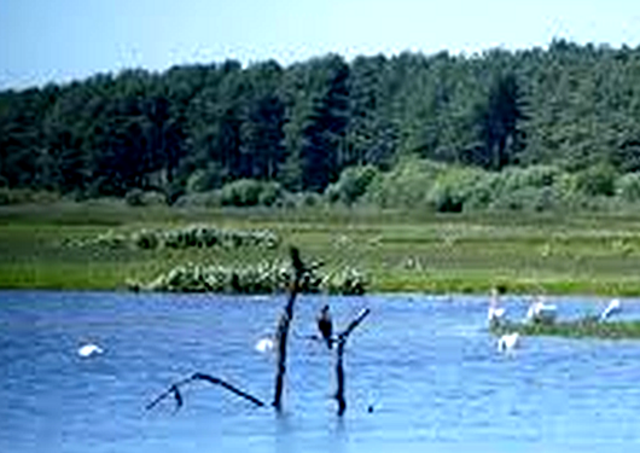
[1,291,639,452]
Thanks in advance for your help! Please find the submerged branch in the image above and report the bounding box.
[146,373,265,412]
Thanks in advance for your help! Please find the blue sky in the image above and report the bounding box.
[1,0,639,89]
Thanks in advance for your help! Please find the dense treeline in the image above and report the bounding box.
[2,40,640,207]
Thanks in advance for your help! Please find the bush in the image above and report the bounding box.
[490,186,559,212]
[124,188,145,207]
[129,261,366,295]
[132,229,159,250]
[299,192,323,208]
[426,167,485,212]
[575,164,617,197]
[325,165,380,205]
[186,163,226,193]
[219,179,285,207]
[363,156,446,208]
[500,165,561,193]
[616,173,640,202]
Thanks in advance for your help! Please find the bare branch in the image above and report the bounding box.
[146,373,265,412]
[335,308,371,416]
[192,373,266,407]
[338,308,371,342]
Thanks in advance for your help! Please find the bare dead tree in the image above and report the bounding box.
[272,246,306,411]
[334,308,370,416]
[147,247,307,414]
[146,249,371,417]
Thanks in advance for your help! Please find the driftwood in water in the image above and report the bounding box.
[146,372,265,412]
[334,308,370,416]
[272,246,306,411]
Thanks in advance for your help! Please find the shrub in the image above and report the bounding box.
[500,165,561,193]
[575,164,617,197]
[257,182,283,207]
[186,163,226,193]
[324,267,368,295]
[490,186,559,212]
[426,167,484,212]
[129,261,366,295]
[616,173,640,202]
[124,188,145,207]
[325,165,380,205]
[132,229,159,250]
[299,192,323,208]
[363,156,446,208]
[219,179,285,207]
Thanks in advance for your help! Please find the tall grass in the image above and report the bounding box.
[3,202,640,294]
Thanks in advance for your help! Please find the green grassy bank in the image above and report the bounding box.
[3,201,640,295]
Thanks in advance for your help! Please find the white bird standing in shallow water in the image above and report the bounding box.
[487,288,506,325]
[77,343,104,358]
[497,332,520,352]
[526,296,557,324]
[600,299,621,321]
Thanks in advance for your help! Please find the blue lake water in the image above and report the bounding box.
[2,291,640,453]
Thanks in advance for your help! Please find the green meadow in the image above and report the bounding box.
[2,201,640,296]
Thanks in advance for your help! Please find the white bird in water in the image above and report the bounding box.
[255,336,275,353]
[526,296,557,324]
[77,343,104,358]
[487,288,506,325]
[600,299,621,321]
[497,332,520,352]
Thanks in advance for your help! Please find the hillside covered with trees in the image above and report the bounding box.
[2,39,640,211]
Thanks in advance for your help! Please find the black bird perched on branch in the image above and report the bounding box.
[317,305,333,349]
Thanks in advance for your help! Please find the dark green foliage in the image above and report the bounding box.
[132,229,159,249]
[125,188,145,206]
[574,163,617,196]
[325,165,379,205]
[4,43,640,206]
[474,73,526,170]
[218,179,284,207]
[616,173,640,202]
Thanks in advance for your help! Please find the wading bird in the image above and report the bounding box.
[526,296,557,324]
[487,287,506,325]
[600,299,621,321]
[497,332,520,352]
